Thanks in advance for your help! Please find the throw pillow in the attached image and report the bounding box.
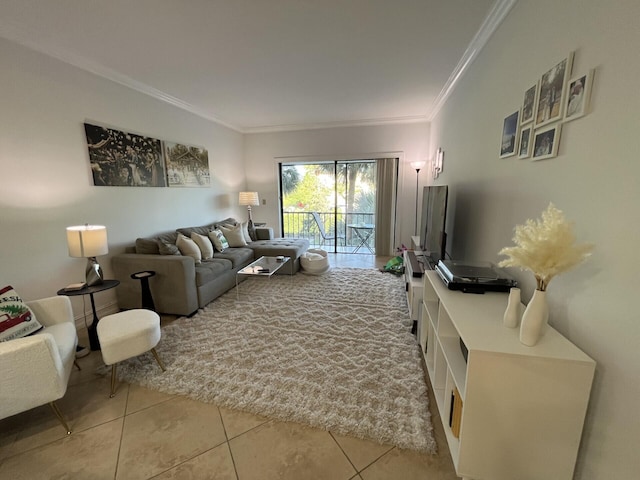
[191,232,214,260]
[241,222,253,243]
[176,233,202,264]
[157,238,180,255]
[208,229,229,252]
[220,224,248,247]
[0,286,43,342]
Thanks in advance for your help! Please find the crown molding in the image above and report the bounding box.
[428,0,518,121]
[0,20,243,132]
[241,115,429,134]
[1,1,516,134]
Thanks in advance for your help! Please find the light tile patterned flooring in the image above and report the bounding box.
[0,254,459,479]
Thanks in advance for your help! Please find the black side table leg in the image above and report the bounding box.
[140,277,155,311]
[88,293,101,351]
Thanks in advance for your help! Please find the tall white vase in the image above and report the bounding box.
[503,287,521,328]
[519,289,548,346]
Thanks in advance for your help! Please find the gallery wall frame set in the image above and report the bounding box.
[84,123,210,187]
[500,51,595,161]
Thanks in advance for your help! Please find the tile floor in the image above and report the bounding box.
[0,254,459,479]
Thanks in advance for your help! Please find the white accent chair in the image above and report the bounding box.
[0,296,78,434]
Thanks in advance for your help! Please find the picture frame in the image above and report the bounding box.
[531,123,562,161]
[564,69,594,121]
[84,123,166,187]
[521,82,538,125]
[517,125,533,159]
[164,142,211,187]
[535,52,574,128]
[499,110,520,158]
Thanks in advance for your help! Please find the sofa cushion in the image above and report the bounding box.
[135,237,160,254]
[248,238,310,260]
[209,229,229,252]
[195,259,232,286]
[157,238,180,255]
[0,286,43,342]
[220,224,248,247]
[241,222,253,243]
[213,217,238,229]
[176,224,214,238]
[191,233,214,260]
[176,234,202,263]
[213,247,254,269]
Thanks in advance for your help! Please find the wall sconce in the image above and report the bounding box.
[433,148,444,179]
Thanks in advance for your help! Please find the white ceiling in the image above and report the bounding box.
[0,0,514,133]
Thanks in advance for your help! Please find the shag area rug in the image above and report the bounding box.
[114,267,435,452]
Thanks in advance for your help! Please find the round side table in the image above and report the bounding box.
[57,279,120,351]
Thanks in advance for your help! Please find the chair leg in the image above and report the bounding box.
[151,348,166,372]
[49,401,71,435]
[110,364,118,398]
[74,360,82,371]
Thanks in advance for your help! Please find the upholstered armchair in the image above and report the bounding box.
[0,296,78,434]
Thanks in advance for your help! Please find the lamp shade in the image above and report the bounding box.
[67,225,109,258]
[239,191,259,206]
[411,161,425,171]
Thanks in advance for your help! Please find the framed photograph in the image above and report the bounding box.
[535,52,574,128]
[517,126,533,159]
[565,69,594,121]
[164,142,211,187]
[532,123,562,161]
[84,123,166,187]
[499,110,520,158]
[521,82,538,125]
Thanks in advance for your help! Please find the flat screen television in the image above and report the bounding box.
[419,185,449,266]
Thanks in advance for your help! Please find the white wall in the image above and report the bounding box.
[429,0,639,477]
[0,39,245,318]
[244,122,431,252]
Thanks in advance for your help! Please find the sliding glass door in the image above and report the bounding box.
[279,160,377,254]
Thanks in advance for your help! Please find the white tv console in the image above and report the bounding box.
[403,236,425,322]
[418,271,595,480]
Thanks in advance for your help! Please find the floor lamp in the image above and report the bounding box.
[410,162,425,236]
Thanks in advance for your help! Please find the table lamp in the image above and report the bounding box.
[66,224,109,286]
[239,191,259,226]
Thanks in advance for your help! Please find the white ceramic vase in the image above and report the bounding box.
[519,289,548,346]
[503,287,521,328]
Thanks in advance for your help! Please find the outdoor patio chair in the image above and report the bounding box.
[311,212,346,247]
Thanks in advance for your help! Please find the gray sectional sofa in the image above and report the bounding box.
[112,219,309,316]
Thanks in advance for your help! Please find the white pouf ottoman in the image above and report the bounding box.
[97,309,166,397]
[300,248,331,275]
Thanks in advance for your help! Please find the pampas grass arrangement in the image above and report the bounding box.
[498,203,593,291]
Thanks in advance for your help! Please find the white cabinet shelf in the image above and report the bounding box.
[403,249,423,321]
[419,271,595,480]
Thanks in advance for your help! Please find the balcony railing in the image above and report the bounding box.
[282,211,375,253]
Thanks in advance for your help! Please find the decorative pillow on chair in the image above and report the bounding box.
[0,286,43,342]
[220,224,248,247]
[176,234,202,263]
[208,229,229,252]
[191,232,214,260]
